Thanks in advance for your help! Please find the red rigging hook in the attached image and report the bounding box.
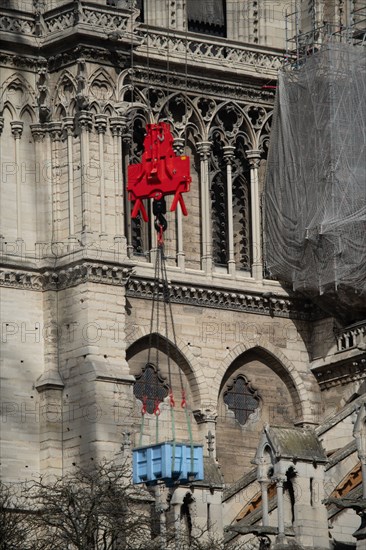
[127,122,191,222]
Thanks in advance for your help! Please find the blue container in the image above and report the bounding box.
[133,441,204,485]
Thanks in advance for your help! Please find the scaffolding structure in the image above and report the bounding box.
[284,3,366,67]
[264,40,366,319]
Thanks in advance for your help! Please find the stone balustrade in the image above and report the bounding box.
[336,320,366,351]
[0,2,283,77]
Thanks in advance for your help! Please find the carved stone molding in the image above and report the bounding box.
[0,263,133,292]
[42,263,133,290]
[313,354,366,389]
[126,277,315,320]
[0,269,43,290]
[133,68,275,105]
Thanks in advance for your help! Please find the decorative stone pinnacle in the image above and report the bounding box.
[10,121,24,139]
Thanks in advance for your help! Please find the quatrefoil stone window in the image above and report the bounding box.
[133,363,169,414]
[223,375,260,425]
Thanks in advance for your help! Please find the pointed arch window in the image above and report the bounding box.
[223,375,260,425]
[125,114,152,256]
[209,124,252,271]
[133,363,169,414]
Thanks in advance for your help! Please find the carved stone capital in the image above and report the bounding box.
[30,123,46,142]
[110,116,126,137]
[193,407,218,424]
[122,133,132,147]
[63,116,75,135]
[246,149,261,168]
[196,141,212,160]
[48,122,63,142]
[173,137,185,156]
[10,121,24,140]
[95,114,108,134]
[273,475,286,487]
[78,111,93,132]
[223,145,236,164]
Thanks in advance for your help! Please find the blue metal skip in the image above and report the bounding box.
[133,442,204,485]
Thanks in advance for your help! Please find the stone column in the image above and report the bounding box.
[95,114,108,239]
[78,111,93,244]
[260,479,270,526]
[256,457,270,527]
[275,475,286,542]
[30,124,47,245]
[223,145,236,275]
[10,121,24,241]
[196,141,212,273]
[246,150,263,281]
[110,116,126,243]
[174,137,185,270]
[63,117,76,242]
[48,122,63,244]
[193,407,218,459]
[122,132,134,257]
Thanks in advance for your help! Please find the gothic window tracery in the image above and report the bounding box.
[223,374,260,425]
[127,114,152,255]
[209,105,252,271]
[133,363,169,414]
[232,137,252,271]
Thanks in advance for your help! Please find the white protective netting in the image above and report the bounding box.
[265,43,366,318]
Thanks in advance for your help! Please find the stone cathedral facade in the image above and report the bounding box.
[1,1,366,548]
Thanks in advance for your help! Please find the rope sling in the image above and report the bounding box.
[138,199,195,478]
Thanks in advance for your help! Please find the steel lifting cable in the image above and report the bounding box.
[161,245,195,475]
[139,233,162,446]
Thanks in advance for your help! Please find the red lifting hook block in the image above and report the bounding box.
[127,122,191,221]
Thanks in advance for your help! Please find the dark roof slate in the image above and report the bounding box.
[266,425,327,462]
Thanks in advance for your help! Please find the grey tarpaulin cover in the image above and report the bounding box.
[264,43,366,321]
